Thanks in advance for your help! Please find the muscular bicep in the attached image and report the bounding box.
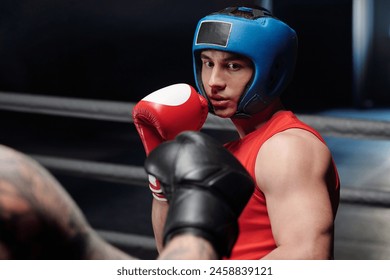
[256,130,335,259]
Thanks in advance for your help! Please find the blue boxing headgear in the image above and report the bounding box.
[192,7,298,117]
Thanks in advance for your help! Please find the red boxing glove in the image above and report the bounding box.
[132,83,208,201]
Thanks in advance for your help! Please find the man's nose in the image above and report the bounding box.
[208,67,226,89]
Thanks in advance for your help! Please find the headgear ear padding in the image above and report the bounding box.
[192,7,298,117]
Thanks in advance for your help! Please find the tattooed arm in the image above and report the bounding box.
[0,144,132,260]
[0,144,220,260]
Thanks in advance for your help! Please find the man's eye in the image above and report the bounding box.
[203,61,213,68]
[227,63,241,70]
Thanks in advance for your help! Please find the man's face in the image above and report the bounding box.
[200,50,253,118]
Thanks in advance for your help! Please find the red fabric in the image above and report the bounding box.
[225,111,340,259]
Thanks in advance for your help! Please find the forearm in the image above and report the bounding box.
[158,234,218,260]
[151,198,169,253]
[82,232,135,260]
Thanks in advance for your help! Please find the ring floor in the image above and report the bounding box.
[1,108,390,259]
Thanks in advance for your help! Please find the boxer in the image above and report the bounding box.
[133,6,340,260]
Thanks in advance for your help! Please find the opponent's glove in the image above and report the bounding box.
[133,84,208,201]
[144,131,254,258]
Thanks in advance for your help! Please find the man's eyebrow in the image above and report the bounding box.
[200,53,211,60]
[200,52,248,62]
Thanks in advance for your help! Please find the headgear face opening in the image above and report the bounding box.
[192,7,298,117]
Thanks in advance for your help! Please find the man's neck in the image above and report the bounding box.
[231,99,284,138]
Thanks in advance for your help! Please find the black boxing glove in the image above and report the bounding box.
[144,131,254,258]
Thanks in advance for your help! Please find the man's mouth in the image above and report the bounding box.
[209,98,229,108]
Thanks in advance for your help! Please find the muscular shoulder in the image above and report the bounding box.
[255,128,332,192]
[263,128,330,158]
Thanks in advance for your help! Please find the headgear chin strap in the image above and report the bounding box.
[192,7,298,117]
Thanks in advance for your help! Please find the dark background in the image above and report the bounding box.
[2,0,389,109]
[0,0,356,111]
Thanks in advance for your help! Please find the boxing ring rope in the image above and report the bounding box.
[1,91,390,204]
[0,91,133,123]
[31,154,148,186]
[2,91,390,256]
[27,154,390,208]
[2,91,390,140]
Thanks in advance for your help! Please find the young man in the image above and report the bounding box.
[139,7,340,259]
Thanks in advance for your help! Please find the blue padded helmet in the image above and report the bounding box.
[192,7,298,117]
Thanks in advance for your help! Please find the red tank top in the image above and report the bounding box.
[224,111,340,260]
